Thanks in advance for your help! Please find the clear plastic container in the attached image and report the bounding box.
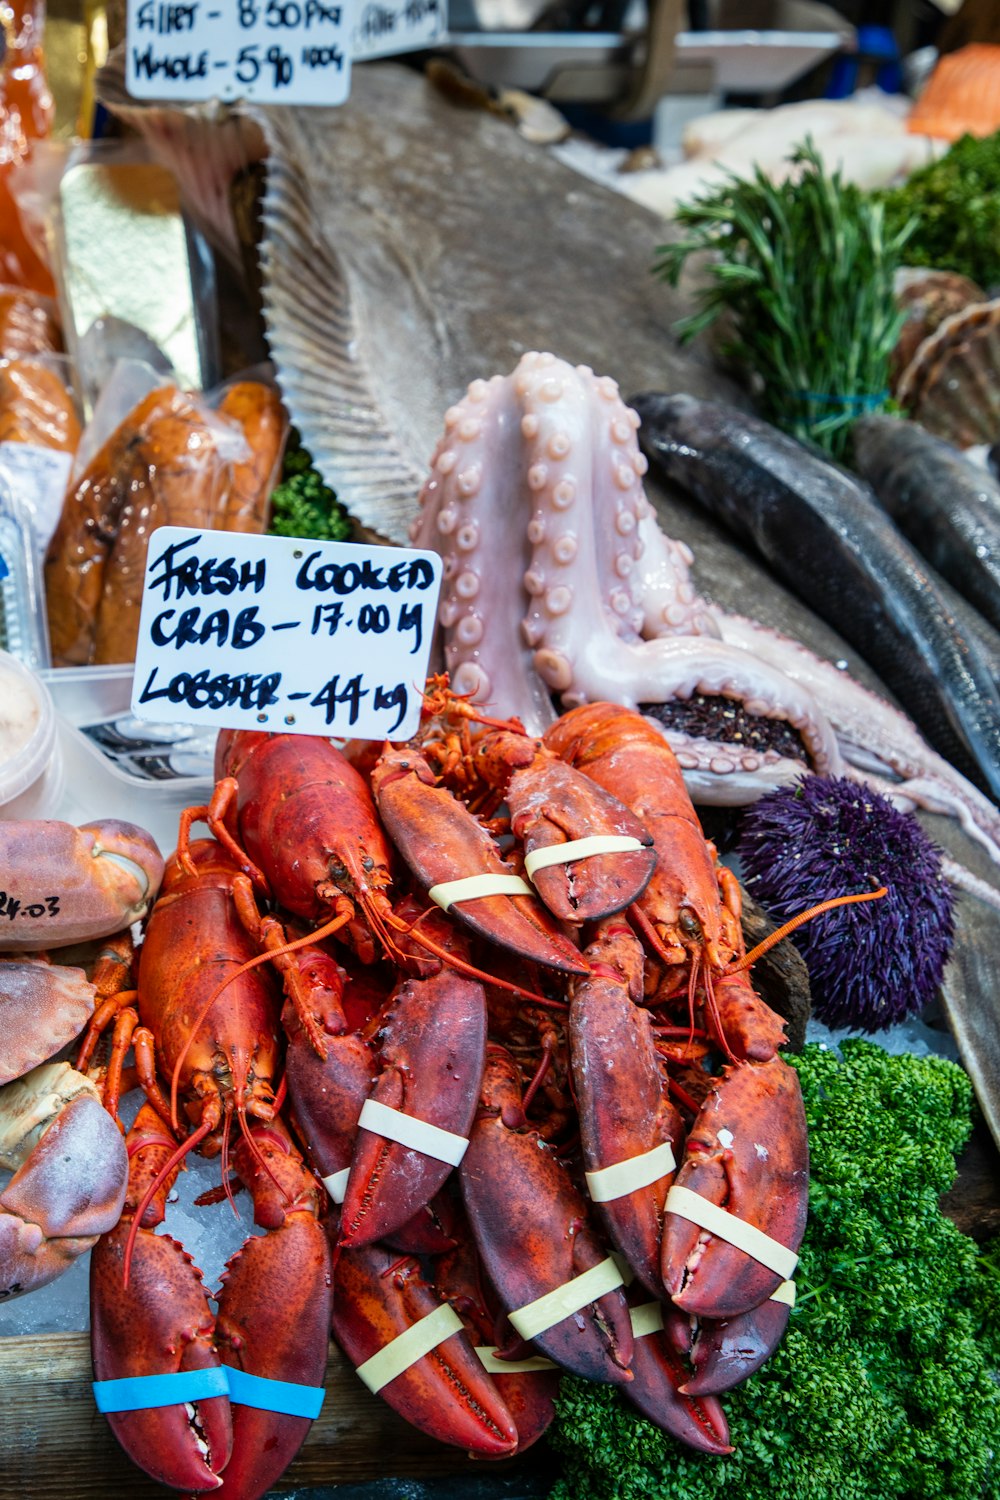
[0,647,63,817]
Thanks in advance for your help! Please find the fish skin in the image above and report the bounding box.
[630,392,1000,803]
[854,415,1000,636]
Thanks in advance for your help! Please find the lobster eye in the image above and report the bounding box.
[679,906,703,939]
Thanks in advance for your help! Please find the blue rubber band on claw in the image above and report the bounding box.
[225,1366,326,1418]
[93,1365,230,1413]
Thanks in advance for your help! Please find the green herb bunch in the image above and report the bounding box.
[269,428,352,542]
[879,130,1000,290]
[549,1040,1000,1500]
[654,144,912,459]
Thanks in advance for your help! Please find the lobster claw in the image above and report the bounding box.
[1,1062,127,1299]
[460,1043,634,1385]
[332,1236,519,1457]
[569,922,681,1299]
[474,732,656,923]
[340,913,487,1249]
[624,1294,733,1455]
[371,745,588,975]
[680,1291,794,1395]
[90,1103,232,1493]
[211,1118,333,1500]
[662,1055,808,1319]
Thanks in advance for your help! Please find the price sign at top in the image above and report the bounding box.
[126,0,354,105]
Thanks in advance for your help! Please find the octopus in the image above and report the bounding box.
[409,352,1000,872]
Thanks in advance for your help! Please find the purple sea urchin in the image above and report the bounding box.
[737,776,955,1030]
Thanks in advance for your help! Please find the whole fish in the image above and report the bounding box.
[631,393,1000,803]
[854,415,1000,636]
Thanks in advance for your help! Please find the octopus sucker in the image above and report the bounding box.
[414,352,1000,870]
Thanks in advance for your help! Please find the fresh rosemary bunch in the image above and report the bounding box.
[654,143,913,458]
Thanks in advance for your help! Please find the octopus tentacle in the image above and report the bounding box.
[412,350,1000,873]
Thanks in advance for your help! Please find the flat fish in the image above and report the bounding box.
[248,64,744,544]
[854,415,1000,636]
[631,392,1000,803]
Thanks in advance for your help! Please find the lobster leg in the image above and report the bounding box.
[569,921,681,1299]
[90,1103,233,1493]
[332,1236,519,1457]
[460,1044,634,1385]
[212,1118,333,1500]
[662,1055,808,1319]
[340,910,488,1250]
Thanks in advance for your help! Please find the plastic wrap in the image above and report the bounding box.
[0,0,56,296]
[0,286,62,359]
[0,355,79,560]
[44,375,288,667]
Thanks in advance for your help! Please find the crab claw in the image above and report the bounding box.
[460,1044,634,1385]
[0,959,96,1085]
[340,927,487,1249]
[371,745,588,975]
[1,1062,127,1299]
[332,1237,519,1457]
[662,1055,808,1319]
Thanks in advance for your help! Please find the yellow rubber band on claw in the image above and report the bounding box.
[476,1346,558,1374]
[355,1303,464,1394]
[508,1256,624,1342]
[322,1167,351,1204]
[585,1140,676,1204]
[629,1301,666,1339]
[770,1279,796,1307]
[524,835,645,880]
[357,1097,470,1167]
[428,873,533,911]
[665,1185,799,1280]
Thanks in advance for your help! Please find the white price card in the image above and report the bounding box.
[131,527,442,741]
[352,0,445,60]
[125,0,354,105]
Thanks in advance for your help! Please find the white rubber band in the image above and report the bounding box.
[428,873,533,911]
[475,1346,558,1375]
[665,1185,799,1280]
[508,1256,624,1342]
[322,1167,351,1204]
[770,1279,796,1307]
[524,835,646,880]
[358,1098,469,1167]
[629,1301,666,1339]
[585,1140,676,1203]
[355,1303,464,1394]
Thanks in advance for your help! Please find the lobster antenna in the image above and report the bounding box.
[726,886,889,975]
[122,1117,215,1287]
[699,960,738,1067]
[234,1103,290,1203]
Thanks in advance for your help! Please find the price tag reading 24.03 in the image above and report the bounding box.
[125,0,353,105]
[130,527,442,742]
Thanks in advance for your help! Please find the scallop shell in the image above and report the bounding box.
[891,267,986,386]
[895,297,1000,448]
[95,48,265,265]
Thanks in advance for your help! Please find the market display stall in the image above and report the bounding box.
[1,9,1000,1499]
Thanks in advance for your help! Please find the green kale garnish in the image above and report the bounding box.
[269,428,352,542]
[879,131,1000,291]
[549,1041,1000,1500]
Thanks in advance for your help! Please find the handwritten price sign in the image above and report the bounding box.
[131,528,442,741]
[125,0,354,104]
